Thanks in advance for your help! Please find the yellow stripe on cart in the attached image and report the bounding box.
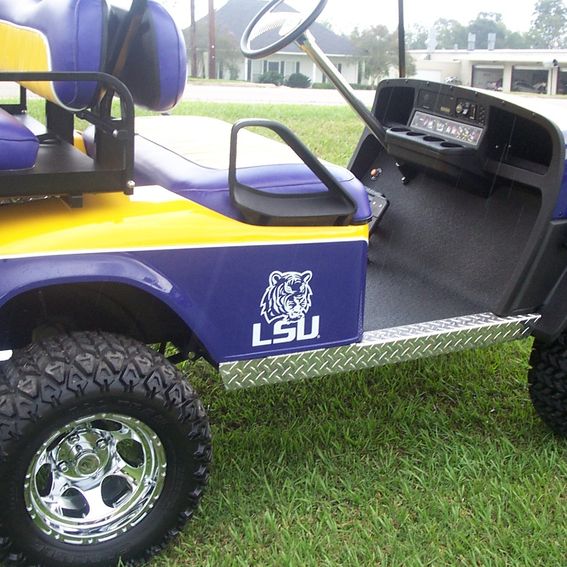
[0,186,369,260]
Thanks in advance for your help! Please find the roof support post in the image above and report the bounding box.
[398,0,406,77]
[190,0,198,78]
[208,0,217,79]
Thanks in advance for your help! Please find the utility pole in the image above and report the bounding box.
[208,0,217,79]
[190,0,198,77]
[398,0,406,78]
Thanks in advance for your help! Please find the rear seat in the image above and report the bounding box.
[0,0,125,200]
[0,108,38,171]
[0,0,183,112]
[0,0,106,188]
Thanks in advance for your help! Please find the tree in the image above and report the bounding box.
[506,31,531,49]
[351,25,398,84]
[529,0,567,48]
[406,15,526,51]
[407,20,470,50]
[434,19,468,49]
[467,12,508,49]
[407,24,427,49]
[185,24,241,80]
[405,52,417,77]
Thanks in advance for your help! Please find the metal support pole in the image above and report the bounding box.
[208,0,217,80]
[398,0,406,78]
[190,0,198,78]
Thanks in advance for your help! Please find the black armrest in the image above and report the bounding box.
[228,119,356,226]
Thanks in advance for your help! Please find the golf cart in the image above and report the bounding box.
[0,0,566,565]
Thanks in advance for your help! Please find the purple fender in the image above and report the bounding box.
[0,240,368,364]
[0,254,177,303]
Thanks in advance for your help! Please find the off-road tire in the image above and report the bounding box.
[529,331,567,436]
[0,332,211,566]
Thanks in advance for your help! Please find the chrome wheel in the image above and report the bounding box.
[24,413,167,545]
[1,333,210,566]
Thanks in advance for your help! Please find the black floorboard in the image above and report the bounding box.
[363,153,540,331]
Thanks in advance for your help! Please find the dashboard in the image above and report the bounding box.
[368,79,558,187]
[411,88,487,147]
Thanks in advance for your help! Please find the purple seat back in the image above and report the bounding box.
[0,0,107,110]
[110,1,187,111]
[0,0,185,113]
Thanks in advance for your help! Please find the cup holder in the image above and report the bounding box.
[391,130,465,151]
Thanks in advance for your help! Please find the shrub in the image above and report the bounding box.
[350,83,375,91]
[285,72,311,89]
[258,71,284,86]
[312,82,335,90]
[313,81,375,91]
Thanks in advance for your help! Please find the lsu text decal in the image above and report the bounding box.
[252,270,320,347]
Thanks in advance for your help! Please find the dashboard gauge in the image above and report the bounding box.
[411,111,484,147]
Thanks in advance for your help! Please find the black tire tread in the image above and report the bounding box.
[0,331,211,567]
[529,331,567,436]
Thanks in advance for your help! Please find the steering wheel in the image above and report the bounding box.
[241,0,328,60]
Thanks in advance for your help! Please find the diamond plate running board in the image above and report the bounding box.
[220,313,540,390]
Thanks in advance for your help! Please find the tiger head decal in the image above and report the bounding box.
[260,271,313,324]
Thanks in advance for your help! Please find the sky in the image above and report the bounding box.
[158,0,538,33]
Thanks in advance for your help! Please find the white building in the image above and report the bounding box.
[195,0,361,85]
[411,49,567,95]
[243,51,359,85]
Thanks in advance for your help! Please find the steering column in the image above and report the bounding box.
[241,0,386,149]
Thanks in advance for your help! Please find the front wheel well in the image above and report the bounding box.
[0,282,200,356]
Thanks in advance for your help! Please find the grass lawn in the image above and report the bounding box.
[19,99,567,565]
[149,101,364,167]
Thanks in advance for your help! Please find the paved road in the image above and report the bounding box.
[0,82,375,107]
[181,84,375,106]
